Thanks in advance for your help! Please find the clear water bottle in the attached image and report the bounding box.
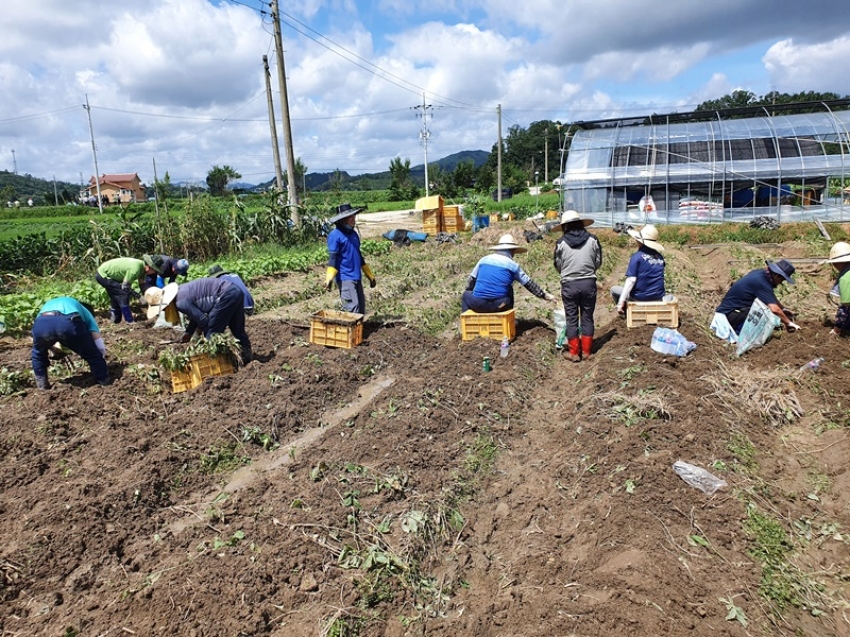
[500,336,510,358]
[799,357,824,372]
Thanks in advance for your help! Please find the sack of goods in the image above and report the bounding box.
[736,298,780,357]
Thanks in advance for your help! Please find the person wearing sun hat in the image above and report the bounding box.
[712,258,800,339]
[325,203,376,314]
[96,256,160,323]
[823,241,850,337]
[610,224,668,316]
[142,254,190,290]
[553,210,603,361]
[143,282,180,322]
[462,233,557,313]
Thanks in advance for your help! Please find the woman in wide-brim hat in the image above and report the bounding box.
[611,224,669,317]
[324,203,376,314]
[824,241,850,336]
[462,233,556,314]
[553,210,602,361]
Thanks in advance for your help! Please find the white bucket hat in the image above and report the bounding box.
[553,209,594,231]
[824,241,850,264]
[488,234,527,254]
[627,224,665,252]
[144,282,179,320]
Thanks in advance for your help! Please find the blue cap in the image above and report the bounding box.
[175,259,189,275]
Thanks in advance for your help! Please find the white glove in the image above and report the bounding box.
[787,322,801,332]
[544,293,556,302]
[94,337,106,356]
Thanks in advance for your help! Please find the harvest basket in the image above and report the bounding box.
[309,310,365,349]
[461,309,516,342]
[626,300,679,328]
[171,353,234,393]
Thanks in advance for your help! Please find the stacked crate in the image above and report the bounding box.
[416,194,444,235]
[443,204,465,233]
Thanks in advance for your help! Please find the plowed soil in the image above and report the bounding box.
[2,222,850,637]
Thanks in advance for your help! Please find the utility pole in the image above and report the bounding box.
[262,55,285,193]
[11,149,16,175]
[270,0,299,226]
[52,175,58,206]
[544,128,549,184]
[83,94,104,214]
[412,94,433,197]
[497,104,503,202]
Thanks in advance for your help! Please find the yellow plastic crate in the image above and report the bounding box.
[626,300,679,328]
[461,309,516,342]
[309,310,364,349]
[422,209,443,234]
[443,213,465,233]
[171,353,234,393]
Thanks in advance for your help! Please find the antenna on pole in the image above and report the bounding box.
[83,94,104,214]
[412,94,434,197]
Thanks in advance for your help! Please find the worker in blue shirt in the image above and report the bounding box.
[324,203,376,314]
[611,224,667,315]
[462,233,556,313]
[143,254,190,290]
[714,259,800,334]
[31,297,110,389]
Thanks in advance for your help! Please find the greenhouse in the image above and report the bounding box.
[558,99,850,226]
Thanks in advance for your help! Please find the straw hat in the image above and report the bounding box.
[553,209,594,231]
[488,234,527,253]
[144,282,179,320]
[328,203,362,225]
[825,241,850,264]
[627,224,665,252]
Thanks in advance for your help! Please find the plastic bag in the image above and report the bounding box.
[554,309,566,349]
[736,298,780,357]
[673,460,727,495]
[650,327,696,357]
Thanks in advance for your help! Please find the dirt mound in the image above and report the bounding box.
[2,232,850,636]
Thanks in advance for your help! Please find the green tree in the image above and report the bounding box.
[206,165,241,197]
[452,159,477,195]
[388,157,418,201]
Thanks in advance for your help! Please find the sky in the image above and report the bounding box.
[2,0,850,188]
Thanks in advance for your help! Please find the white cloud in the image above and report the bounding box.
[763,36,850,93]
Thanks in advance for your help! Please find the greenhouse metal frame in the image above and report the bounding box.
[559,99,850,226]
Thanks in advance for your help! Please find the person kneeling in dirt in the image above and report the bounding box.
[610,224,670,317]
[462,233,556,313]
[325,203,376,315]
[31,297,110,389]
[712,259,800,337]
[95,256,160,324]
[823,242,850,337]
[209,265,254,315]
[172,277,252,363]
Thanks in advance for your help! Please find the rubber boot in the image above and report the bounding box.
[109,309,121,324]
[567,337,581,362]
[241,346,253,365]
[35,375,50,390]
[121,306,134,323]
[581,335,594,360]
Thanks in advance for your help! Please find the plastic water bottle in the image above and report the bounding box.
[799,357,824,372]
[500,336,510,358]
[673,461,727,495]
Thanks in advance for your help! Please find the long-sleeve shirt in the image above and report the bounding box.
[466,251,546,299]
[175,277,233,334]
[97,258,145,284]
[327,226,364,281]
[553,231,603,282]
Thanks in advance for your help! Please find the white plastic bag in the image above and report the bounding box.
[650,327,696,357]
[554,309,566,349]
[673,460,727,495]
[736,298,780,357]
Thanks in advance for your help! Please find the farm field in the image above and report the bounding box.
[1,221,850,636]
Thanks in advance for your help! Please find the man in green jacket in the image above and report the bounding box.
[96,257,160,323]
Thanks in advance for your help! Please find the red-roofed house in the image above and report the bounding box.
[85,173,146,205]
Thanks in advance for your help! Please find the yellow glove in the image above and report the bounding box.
[324,267,338,291]
[362,264,377,288]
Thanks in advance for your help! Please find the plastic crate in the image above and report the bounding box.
[626,300,679,328]
[461,309,516,342]
[309,310,364,349]
[443,212,465,233]
[422,208,443,234]
[171,353,234,393]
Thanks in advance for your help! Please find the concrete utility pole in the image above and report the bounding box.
[83,94,104,214]
[262,55,285,193]
[52,175,58,206]
[497,104,503,202]
[270,0,300,226]
[544,128,549,184]
[11,149,16,175]
[412,94,433,196]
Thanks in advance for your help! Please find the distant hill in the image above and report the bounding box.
[0,171,80,206]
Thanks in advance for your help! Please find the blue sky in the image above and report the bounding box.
[2,0,850,186]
